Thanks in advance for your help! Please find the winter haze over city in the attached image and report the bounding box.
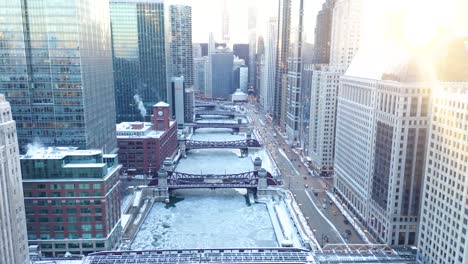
[0,0,467,263]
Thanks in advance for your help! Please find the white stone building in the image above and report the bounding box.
[334,52,433,245]
[0,95,29,264]
[417,83,468,263]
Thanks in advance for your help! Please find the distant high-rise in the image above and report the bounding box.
[1,0,117,153]
[256,35,265,95]
[285,0,304,140]
[204,33,216,98]
[262,17,278,114]
[273,0,291,127]
[222,0,230,44]
[194,57,208,94]
[306,0,362,174]
[312,0,337,64]
[110,0,167,123]
[330,0,362,68]
[167,4,194,89]
[248,2,258,93]
[193,43,203,59]
[211,48,234,99]
[233,44,250,66]
[0,95,29,264]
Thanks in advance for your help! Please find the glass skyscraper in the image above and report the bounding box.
[0,0,117,153]
[110,0,168,122]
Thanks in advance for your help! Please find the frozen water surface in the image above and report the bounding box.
[191,128,246,141]
[132,125,278,250]
[131,189,277,250]
[176,148,253,174]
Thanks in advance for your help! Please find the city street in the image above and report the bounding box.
[245,103,364,245]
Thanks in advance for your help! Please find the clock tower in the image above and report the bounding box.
[152,101,170,131]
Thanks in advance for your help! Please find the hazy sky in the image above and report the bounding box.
[189,0,325,43]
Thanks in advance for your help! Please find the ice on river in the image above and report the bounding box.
[191,128,246,142]
[131,189,278,250]
[176,149,253,174]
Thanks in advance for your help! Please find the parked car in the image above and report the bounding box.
[344,219,350,225]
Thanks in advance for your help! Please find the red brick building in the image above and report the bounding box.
[116,102,178,177]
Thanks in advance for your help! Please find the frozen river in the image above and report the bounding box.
[131,125,279,250]
[131,189,277,249]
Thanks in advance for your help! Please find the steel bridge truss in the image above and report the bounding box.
[148,170,281,188]
[185,139,261,151]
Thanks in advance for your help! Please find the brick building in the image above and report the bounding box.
[116,102,178,177]
[21,147,122,257]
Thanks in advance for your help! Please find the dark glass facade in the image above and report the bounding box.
[0,0,117,153]
[273,0,291,125]
[110,0,168,122]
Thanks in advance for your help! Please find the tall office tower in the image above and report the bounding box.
[312,0,337,64]
[234,66,249,93]
[258,56,266,106]
[273,0,291,127]
[262,17,278,114]
[297,42,314,154]
[211,48,234,99]
[193,44,203,59]
[417,84,468,263]
[285,0,304,141]
[334,48,434,245]
[110,0,168,123]
[0,95,29,264]
[167,4,194,89]
[307,65,343,174]
[204,33,216,98]
[256,36,265,95]
[330,0,363,68]
[417,40,468,264]
[306,0,362,174]
[221,0,230,44]
[233,44,250,67]
[194,57,208,94]
[171,77,186,128]
[1,0,116,153]
[248,2,258,93]
[21,147,122,256]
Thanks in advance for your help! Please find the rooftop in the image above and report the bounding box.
[154,101,170,107]
[21,146,102,160]
[116,121,175,139]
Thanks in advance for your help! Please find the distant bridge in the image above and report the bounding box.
[186,122,248,132]
[194,110,246,119]
[184,139,261,151]
[148,170,281,190]
[194,103,217,110]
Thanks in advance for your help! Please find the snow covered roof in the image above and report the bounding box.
[232,89,247,96]
[154,101,170,107]
[116,122,164,139]
[21,147,102,160]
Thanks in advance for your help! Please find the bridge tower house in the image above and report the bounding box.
[257,168,268,195]
[155,169,169,202]
[254,157,262,171]
[179,136,187,158]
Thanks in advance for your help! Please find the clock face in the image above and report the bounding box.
[158,110,164,116]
